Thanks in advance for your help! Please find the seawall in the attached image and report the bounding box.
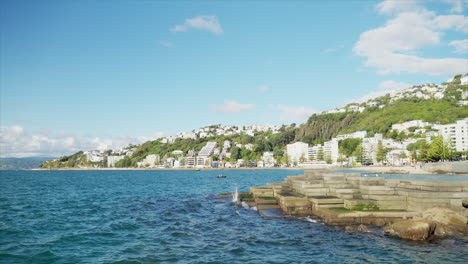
[248,169,468,225]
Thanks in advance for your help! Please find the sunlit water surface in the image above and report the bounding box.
[1,170,467,264]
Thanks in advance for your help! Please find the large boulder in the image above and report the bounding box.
[384,220,436,241]
[421,207,468,236]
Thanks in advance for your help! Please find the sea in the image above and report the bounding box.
[1,169,467,264]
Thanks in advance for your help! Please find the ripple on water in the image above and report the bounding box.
[1,170,468,264]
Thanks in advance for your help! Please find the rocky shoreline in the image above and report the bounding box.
[225,169,468,241]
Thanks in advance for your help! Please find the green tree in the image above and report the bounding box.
[317,147,324,161]
[281,154,291,166]
[299,154,306,164]
[376,141,388,163]
[273,148,284,157]
[353,144,365,164]
[427,135,455,161]
[230,147,241,160]
[398,151,407,159]
[339,138,362,157]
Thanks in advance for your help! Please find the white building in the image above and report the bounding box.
[262,152,275,167]
[107,155,124,167]
[361,134,383,164]
[186,157,196,167]
[244,143,255,150]
[308,144,322,161]
[392,120,430,133]
[323,139,339,164]
[198,142,218,157]
[139,154,160,167]
[84,151,104,162]
[461,75,468,85]
[286,142,309,163]
[172,150,184,156]
[336,131,366,140]
[223,140,231,150]
[438,118,468,152]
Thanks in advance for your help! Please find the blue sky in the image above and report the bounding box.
[1,0,467,157]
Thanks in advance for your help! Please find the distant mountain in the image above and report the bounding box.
[0,157,56,170]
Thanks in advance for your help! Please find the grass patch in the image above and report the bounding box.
[329,207,351,212]
[260,197,277,200]
[240,193,254,199]
[352,202,379,211]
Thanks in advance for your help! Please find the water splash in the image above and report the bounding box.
[241,201,249,209]
[232,186,239,204]
[305,216,318,223]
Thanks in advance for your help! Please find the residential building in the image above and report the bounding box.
[198,142,218,157]
[172,150,183,156]
[461,75,468,85]
[336,131,366,140]
[186,157,196,167]
[361,134,383,164]
[308,144,321,160]
[438,118,468,152]
[262,152,275,167]
[139,154,160,167]
[286,142,309,163]
[392,120,431,133]
[107,155,124,167]
[323,139,339,164]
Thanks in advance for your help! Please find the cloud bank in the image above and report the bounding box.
[355,0,468,75]
[0,126,164,158]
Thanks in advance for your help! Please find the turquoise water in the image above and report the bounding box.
[1,170,467,264]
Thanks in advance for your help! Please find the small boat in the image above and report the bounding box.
[216,175,227,178]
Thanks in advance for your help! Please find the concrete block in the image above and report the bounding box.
[360,189,396,195]
[367,195,407,201]
[334,188,360,194]
[309,197,344,204]
[360,185,394,191]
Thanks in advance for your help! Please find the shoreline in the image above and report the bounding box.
[28,164,467,174]
[28,167,304,171]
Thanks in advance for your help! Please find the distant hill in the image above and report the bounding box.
[295,75,467,144]
[0,157,56,170]
[40,74,468,168]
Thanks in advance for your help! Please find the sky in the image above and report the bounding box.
[1,0,467,157]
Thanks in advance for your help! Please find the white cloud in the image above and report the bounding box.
[355,3,468,75]
[258,85,269,92]
[170,15,223,34]
[449,39,468,54]
[433,15,468,33]
[0,125,164,158]
[376,0,422,15]
[212,100,256,113]
[441,0,466,13]
[159,40,174,47]
[377,0,466,14]
[276,105,316,122]
[350,80,411,103]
